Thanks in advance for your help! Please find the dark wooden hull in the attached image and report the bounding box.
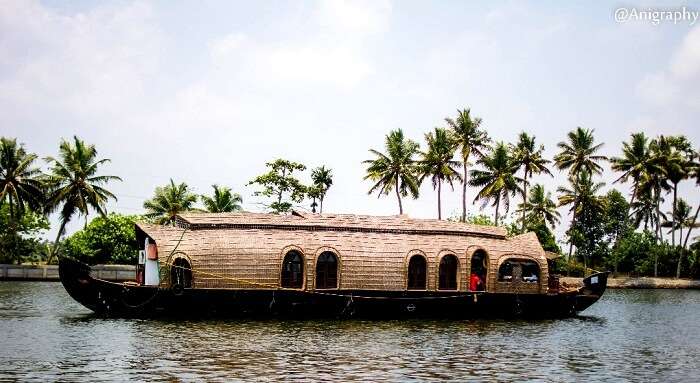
[59,257,608,319]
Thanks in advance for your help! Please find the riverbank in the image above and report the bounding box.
[0,264,135,282]
[561,276,700,289]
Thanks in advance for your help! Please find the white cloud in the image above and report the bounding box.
[637,26,700,108]
[315,0,391,35]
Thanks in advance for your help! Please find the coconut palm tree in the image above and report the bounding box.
[512,132,553,231]
[630,190,660,232]
[0,138,45,218]
[310,166,333,213]
[557,170,605,264]
[419,127,462,220]
[651,135,692,247]
[0,138,46,264]
[445,108,490,222]
[143,179,198,225]
[469,142,522,226]
[554,127,607,257]
[44,136,121,262]
[554,127,607,175]
[610,133,656,208]
[363,129,420,215]
[201,184,242,213]
[682,151,700,250]
[518,183,560,228]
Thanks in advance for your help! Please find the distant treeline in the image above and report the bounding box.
[1,108,698,278]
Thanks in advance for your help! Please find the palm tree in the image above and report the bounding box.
[143,179,198,225]
[518,183,560,228]
[469,142,522,226]
[0,138,46,264]
[201,184,242,213]
[512,132,553,231]
[554,127,607,257]
[554,127,607,175]
[668,198,693,278]
[682,151,700,250]
[310,166,333,213]
[419,127,462,220]
[630,190,660,232]
[610,133,656,208]
[363,129,420,215]
[0,138,45,218]
[652,135,692,247]
[44,136,121,262]
[557,171,605,267]
[445,108,490,222]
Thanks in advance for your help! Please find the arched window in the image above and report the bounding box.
[498,260,514,282]
[281,250,304,288]
[438,254,458,290]
[171,258,192,288]
[521,260,540,283]
[407,254,427,290]
[469,249,488,291]
[316,251,338,289]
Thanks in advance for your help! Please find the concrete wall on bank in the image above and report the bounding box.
[0,264,136,282]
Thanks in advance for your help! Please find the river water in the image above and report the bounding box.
[1,282,699,382]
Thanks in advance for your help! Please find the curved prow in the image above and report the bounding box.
[581,271,609,297]
[58,257,102,313]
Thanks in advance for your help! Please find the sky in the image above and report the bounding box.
[1,0,699,244]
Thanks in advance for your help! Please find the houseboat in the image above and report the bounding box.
[59,211,608,318]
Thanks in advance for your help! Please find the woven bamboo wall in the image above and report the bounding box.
[137,214,548,294]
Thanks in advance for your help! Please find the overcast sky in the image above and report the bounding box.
[2,0,699,243]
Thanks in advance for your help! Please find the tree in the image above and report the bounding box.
[610,133,656,209]
[63,213,140,265]
[554,127,607,175]
[45,136,121,262]
[682,151,700,250]
[143,179,198,225]
[201,184,242,213]
[557,170,606,269]
[0,138,45,217]
[518,183,560,228]
[469,142,522,226]
[602,189,632,274]
[652,135,693,247]
[0,138,46,264]
[248,159,307,214]
[363,129,420,215]
[0,204,49,264]
[512,133,553,231]
[310,166,333,214]
[554,127,607,258]
[630,190,659,232]
[419,127,462,220]
[445,108,490,222]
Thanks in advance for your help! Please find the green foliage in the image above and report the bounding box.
[310,166,333,213]
[201,184,242,213]
[363,129,420,214]
[0,204,49,264]
[419,127,462,219]
[248,159,307,213]
[45,136,121,261]
[0,137,45,216]
[469,142,522,225]
[445,108,490,222]
[143,179,198,224]
[465,213,494,226]
[62,213,140,265]
[527,219,561,254]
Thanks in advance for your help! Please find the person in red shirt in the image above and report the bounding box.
[470,273,482,291]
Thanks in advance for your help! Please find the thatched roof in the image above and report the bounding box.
[172,210,507,239]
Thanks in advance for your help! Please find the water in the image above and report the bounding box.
[1,283,699,382]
